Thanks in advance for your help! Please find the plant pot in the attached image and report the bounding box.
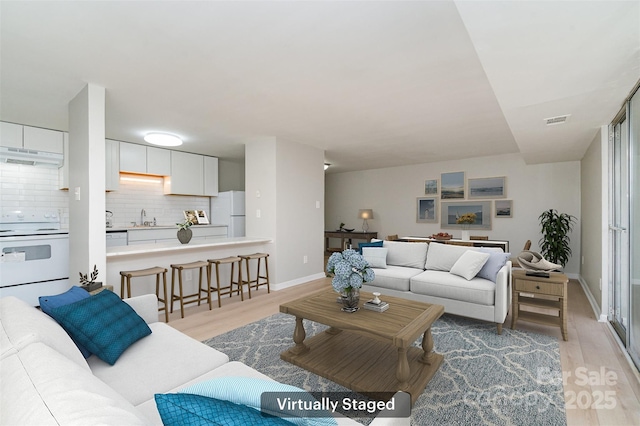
[340,287,360,313]
[81,282,102,292]
[177,228,192,244]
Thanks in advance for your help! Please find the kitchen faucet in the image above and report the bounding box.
[140,209,146,226]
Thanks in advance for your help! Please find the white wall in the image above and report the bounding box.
[245,137,325,286]
[580,129,604,310]
[218,159,245,192]
[326,153,582,275]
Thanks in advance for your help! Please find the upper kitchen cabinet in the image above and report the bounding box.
[203,156,219,196]
[105,139,120,191]
[1,122,63,154]
[164,151,218,196]
[119,142,171,176]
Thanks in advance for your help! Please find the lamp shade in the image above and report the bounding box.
[358,209,373,220]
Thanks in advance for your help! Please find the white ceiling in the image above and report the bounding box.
[1,1,638,173]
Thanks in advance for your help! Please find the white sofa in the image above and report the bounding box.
[0,294,405,425]
[361,240,512,334]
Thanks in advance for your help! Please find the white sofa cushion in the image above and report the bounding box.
[88,322,229,406]
[367,265,424,291]
[0,296,89,370]
[382,240,429,269]
[363,247,388,268]
[449,250,490,280]
[0,342,146,425]
[410,270,496,306]
[424,242,495,272]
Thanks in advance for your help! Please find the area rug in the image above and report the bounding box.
[203,313,566,425]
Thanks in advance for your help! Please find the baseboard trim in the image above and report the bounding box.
[577,275,607,322]
[272,273,326,291]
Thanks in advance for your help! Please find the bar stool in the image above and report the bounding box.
[239,253,271,298]
[119,267,169,323]
[169,261,211,318]
[207,256,243,307]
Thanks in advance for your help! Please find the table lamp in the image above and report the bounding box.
[358,209,373,232]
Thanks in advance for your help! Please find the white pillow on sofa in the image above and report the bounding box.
[381,240,429,269]
[362,247,388,269]
[425,242,481,271]
[449,250,491,280]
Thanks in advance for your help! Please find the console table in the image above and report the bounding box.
[325,231,378,254]
[399,236,509,253]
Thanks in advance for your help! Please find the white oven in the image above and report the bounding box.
[0,211,70,306]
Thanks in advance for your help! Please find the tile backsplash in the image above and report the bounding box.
[106,177,210,228]
[0,163,210,228]
[0,163,69,225]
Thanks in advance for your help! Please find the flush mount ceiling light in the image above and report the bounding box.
[144,132,183,146]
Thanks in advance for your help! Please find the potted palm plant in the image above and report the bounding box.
[538,209,577,268]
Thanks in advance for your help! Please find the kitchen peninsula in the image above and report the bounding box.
[106,236,272,301]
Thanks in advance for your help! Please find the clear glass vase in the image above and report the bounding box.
[341,287,360,313]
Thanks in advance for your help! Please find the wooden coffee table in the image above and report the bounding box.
[280,288,444,405]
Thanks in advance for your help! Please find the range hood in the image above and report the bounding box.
[0,146,63,168]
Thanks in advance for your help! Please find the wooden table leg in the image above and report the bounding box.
[396,347,410,391]
[561,296,568,341]
[290,316,309,355]
[420,328,436,365]
[510,290,519,330]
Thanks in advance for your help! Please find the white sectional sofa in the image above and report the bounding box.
[0,294,405,425]
[361,240,512,334]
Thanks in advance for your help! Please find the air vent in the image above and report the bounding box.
[544,114,571,126]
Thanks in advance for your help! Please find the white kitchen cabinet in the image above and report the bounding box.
[146,146,171,176]
[23,126,63,153]
[165,151,203,195]
[127,225,227,244]
[0,122,23,148]
[203,156,219,196]
[119,142,146,173]
[105,139,120,191]
[58,133,69,190]
[1,122,63,153]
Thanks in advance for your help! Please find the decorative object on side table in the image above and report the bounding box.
[176,219,193,244]
[456,212,476,240]
[326,249,375,313]
[79,265,102,292]
[358,209,373,232]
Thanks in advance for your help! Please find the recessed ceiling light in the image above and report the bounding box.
[144,132,183,146]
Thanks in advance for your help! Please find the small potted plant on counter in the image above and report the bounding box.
[79,265,102,292]
[176,219,193,244]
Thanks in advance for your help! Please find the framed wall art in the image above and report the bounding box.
[440,171,465,199]
[440,200,492,230]
[417,197,438,223]
[424,179,438,195]
[495,200,513,218]
[468,176,506,199]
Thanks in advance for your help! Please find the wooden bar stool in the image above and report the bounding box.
[207,256,243,307]
[119,267,169,323]
[239,253,270,298]
[169,261,211,319]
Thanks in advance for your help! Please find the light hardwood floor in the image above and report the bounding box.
[168,278,640,425]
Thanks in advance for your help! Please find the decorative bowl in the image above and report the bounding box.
[431,234,452,240]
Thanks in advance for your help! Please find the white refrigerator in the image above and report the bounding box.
[210,190,246,237]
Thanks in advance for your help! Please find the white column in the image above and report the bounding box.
[68,84,106,285]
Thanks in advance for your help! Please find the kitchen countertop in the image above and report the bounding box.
[106,224,228,232]
[106,236,271,257]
